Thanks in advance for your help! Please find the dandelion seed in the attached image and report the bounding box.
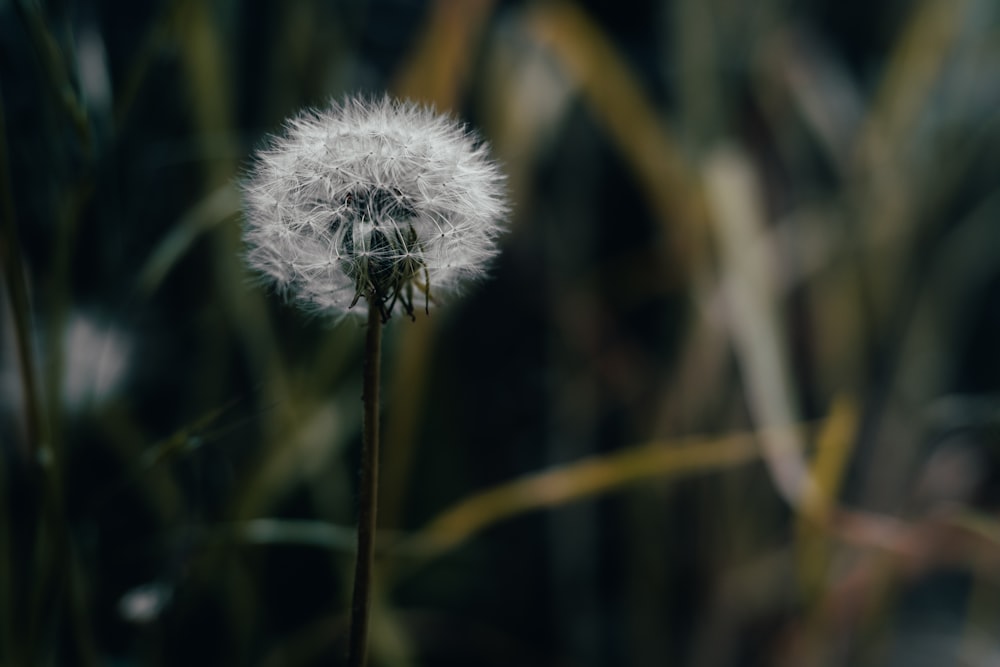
[241,96,508,321]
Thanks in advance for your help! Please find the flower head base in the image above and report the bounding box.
[241,96,508,321]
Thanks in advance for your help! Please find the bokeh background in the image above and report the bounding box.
[3,0,1000,665]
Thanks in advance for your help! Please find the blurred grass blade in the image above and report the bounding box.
[703,146,816,508]
[758,29,865,174]
[526,0,708,280]
[0,80,40,667]
[795,396,859,594]
[894,192,1000,410]
[91,398,241,511]
[0,86,46,461]
[13,0,91,150]
[393,0,498,109]
[137,184,241,295]
[135,398,241,470]
[113,1,180,129]
[860,0,971,166]
[399,429,777,560]
[223,519,357,552]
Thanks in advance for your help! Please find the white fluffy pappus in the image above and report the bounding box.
[241,96,509,321]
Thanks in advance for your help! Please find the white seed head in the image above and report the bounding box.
[241,96,509,320]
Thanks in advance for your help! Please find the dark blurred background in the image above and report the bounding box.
[2,0,1000,665]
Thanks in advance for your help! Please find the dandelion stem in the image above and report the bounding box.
[347,294,382,667]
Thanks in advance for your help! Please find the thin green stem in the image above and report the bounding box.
[347,296,382,667]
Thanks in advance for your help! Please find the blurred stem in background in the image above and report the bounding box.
[2,1,97,660]
[0,79,37,667]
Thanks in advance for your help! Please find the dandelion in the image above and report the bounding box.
[241,95,508,667]
[241,96,508,322]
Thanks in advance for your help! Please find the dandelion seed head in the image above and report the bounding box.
[241,96,508,320]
